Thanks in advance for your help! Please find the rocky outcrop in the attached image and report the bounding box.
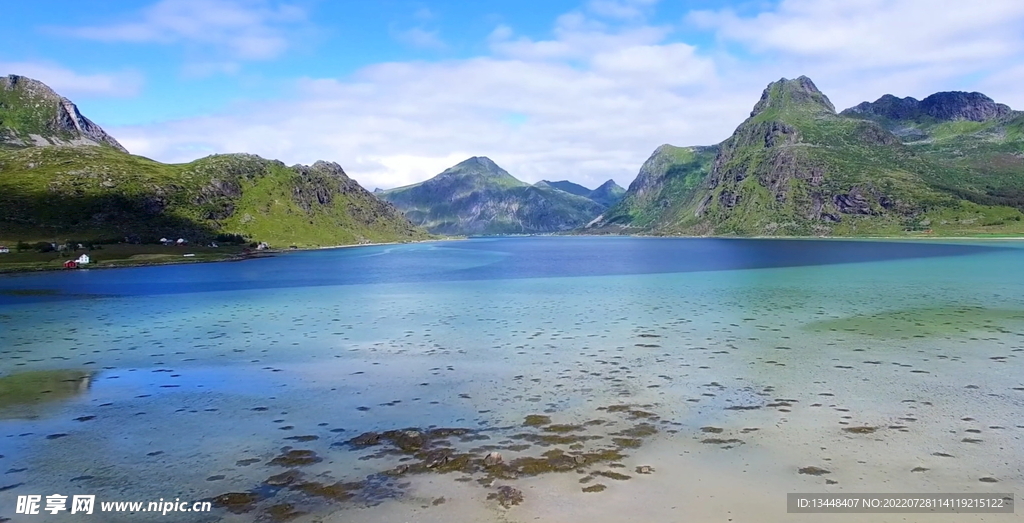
[842,91,1013,123]
[749,75,835,117]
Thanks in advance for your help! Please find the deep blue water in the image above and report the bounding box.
[0,236,1007,302]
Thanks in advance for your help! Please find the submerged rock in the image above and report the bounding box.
[489,485,524,508]
[269,449,322,467]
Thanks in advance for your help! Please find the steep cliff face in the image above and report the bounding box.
[379,157,604,235]
[590,76,1024,237]
[0,75,127,151]
[692,77,918,234]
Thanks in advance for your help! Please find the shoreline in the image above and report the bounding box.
[1,233,1019,276]
[0,238,458,276]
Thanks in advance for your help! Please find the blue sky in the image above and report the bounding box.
[3,0,1024,190]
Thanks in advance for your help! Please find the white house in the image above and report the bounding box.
[0,246,9,254]
[76,254,90,265]
[176,238,187,245]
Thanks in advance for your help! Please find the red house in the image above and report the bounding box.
[64,260,78,269]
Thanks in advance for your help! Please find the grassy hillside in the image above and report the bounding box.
[0,146,429,247]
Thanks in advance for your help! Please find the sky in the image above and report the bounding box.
[3,0,1024,191]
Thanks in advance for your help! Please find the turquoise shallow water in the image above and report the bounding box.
[1,237,1023,522]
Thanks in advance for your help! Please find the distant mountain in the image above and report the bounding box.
[379,157,604,235]
[0,75,127,151]
[537,179,627,208]
[587,179,626,207]
[588,76,1024,236]
[0,75,427,246]
[542,180,592,197]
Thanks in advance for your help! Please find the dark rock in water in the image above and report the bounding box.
[635,465,654,474]
[489,485,524,508]
[349,431,382,446]
[266,470,303,486]
[212,492,260,514]
[798,466,831,476]
[842,426,877,434]
[422,449,453,469]
[426,427,472,438]
[523,415,552,427]
[269,449,322,467]
[383,429,424,452]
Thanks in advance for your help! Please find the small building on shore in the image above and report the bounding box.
[0,246,9,254]
[76,254,91,265]
[64,260,78,269]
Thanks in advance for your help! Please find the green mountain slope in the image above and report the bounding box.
[592,145,717,230]
[841,92,1024,210]
[0,75,427,247]
[589,76,1024,236]
[379,157,604,235]
[0,75,127,151]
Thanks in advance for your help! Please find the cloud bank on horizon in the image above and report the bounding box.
[3,0,1023,190]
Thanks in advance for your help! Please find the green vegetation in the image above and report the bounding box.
[0,75,429,262]
[0,243,252,273]
[588,76,1024,237]
[0,146,429,251]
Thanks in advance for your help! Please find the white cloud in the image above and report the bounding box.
[686,0,1024,112]
[587,0,660,20]
[391,27,447,50]
[61,0,307,61]
[109,0,1024,192]
[689,0,1024,69]
[0,61,143,98]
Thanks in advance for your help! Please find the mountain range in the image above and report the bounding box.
[589,76,1024,236]
[0,74,426,247]
[378,157,623,235]
[3,73,1022,244]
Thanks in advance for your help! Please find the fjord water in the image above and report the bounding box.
[1,237,1023,522]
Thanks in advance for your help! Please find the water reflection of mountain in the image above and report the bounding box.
[0,369,95,419]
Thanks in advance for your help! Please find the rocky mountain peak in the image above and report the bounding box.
[0,74,128,152]
[750,75,836,118]
[841,90,1013,123]
[842,94,921,120]
[918,91,1012,122]
[456,156,500,171]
